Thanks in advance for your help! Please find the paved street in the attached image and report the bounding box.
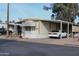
[0,39,79,56]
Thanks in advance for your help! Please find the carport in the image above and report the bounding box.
[51,20,73,39]
[39,19,73,39]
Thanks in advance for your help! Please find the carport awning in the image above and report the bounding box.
[21,22,36,26]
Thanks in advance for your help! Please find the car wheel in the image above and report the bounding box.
[59,35,61,39]
[49,37,52,38]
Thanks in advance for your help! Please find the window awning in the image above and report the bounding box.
[21,22,36,26]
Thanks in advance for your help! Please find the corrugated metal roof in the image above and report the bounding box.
[16,18,74,24]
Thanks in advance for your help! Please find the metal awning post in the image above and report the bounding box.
[60,21,62,39]
[22,26,24,35]
[72,23,73,38]
[67,22,69,39]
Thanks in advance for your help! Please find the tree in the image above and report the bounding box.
[52,3,79,23]
[43,4,55,19]
[43,5,51,11]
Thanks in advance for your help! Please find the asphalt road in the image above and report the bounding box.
[0,39,79,56]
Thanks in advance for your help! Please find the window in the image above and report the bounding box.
[31,26,35,31]
[25,26,31,31]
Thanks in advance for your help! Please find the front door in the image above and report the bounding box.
[17,26,22,35]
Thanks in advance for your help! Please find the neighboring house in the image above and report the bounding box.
[0,23,14,33]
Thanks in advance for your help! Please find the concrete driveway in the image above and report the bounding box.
[0,39,79,56]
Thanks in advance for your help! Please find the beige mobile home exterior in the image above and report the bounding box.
[14,18,74,39]
[21,19,57,38]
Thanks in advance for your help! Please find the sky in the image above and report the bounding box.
[0,3,52,22]
[0,3,79,23]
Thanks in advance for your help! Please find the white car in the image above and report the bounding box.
[48,30,67,38]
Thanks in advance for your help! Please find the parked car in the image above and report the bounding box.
[0,28,12,35]
[48,30,67,38]
[0,28,6,35]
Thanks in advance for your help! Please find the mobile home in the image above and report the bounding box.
[11,18,74,39]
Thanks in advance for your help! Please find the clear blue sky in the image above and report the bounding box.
[0,3,79,23]
[0,3,52,22]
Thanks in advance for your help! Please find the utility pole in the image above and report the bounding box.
[6,3,9,37]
